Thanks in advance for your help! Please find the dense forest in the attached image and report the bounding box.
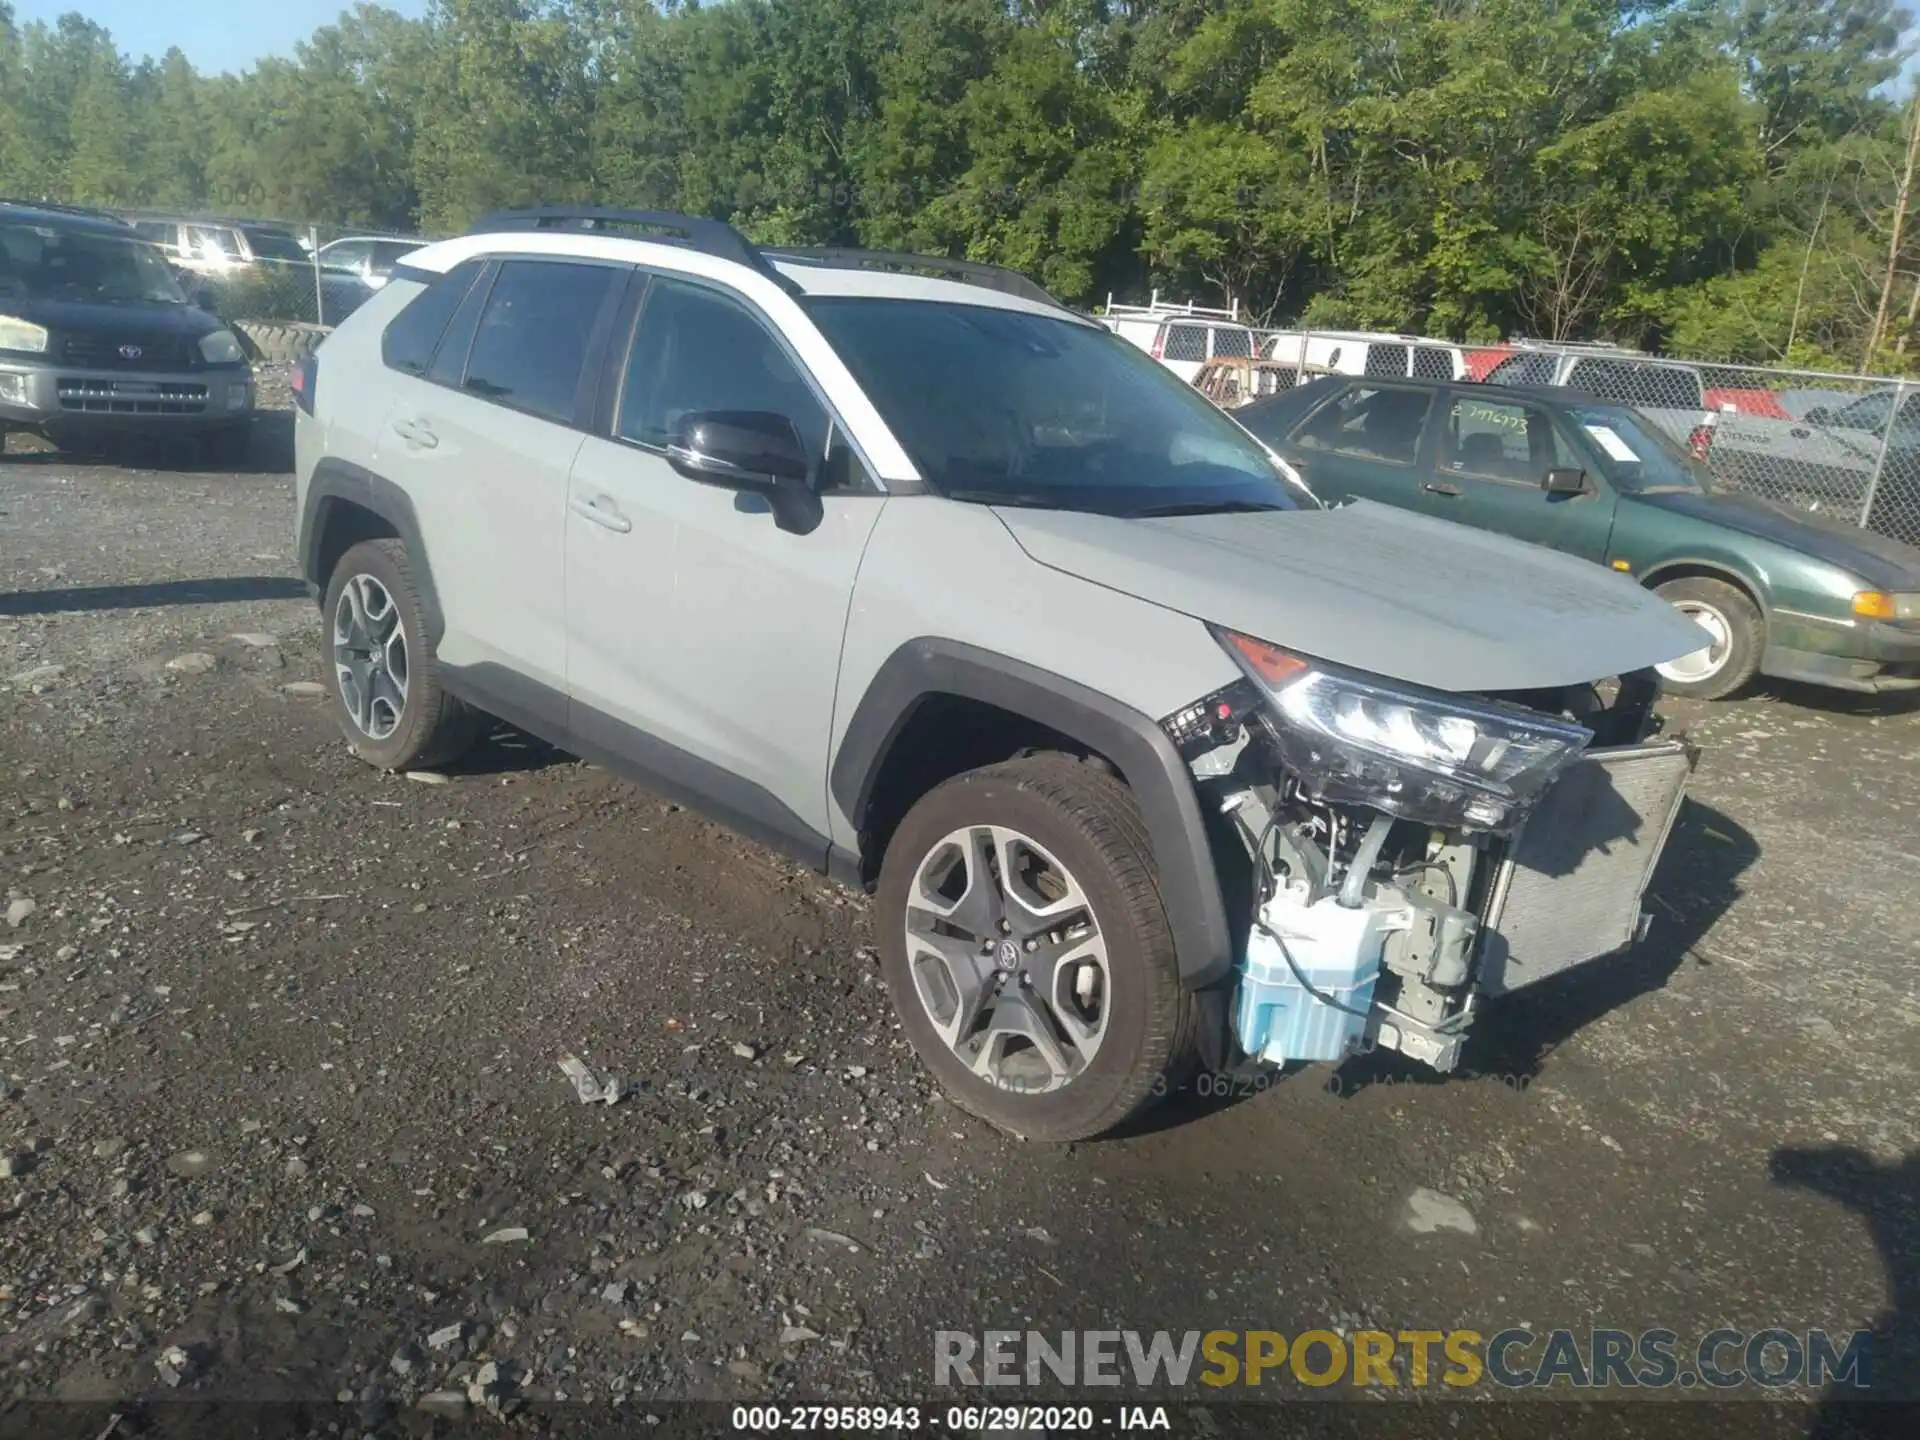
[1,0,1915,370]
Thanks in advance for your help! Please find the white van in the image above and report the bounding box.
[1259,330,1466,381]
[1100,294,1260,384]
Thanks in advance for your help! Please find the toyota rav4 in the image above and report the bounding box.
[293,208,1709,1141]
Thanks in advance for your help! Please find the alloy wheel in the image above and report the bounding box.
[333,573,409,740]
[903,825,1110,1094]
[1656,600,1732,684]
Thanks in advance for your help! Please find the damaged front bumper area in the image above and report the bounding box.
[1163,634,1697,1076]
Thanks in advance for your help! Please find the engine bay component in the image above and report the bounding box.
[1234,887,1407,1065]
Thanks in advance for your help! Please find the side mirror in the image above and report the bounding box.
[1541,466,1591,496]
[665,410,820,534]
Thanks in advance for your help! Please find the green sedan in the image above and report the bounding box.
[1236,376,1920,699]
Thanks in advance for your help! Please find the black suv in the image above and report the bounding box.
[0,202,253,461]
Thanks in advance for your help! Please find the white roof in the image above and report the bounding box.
[404,230,1089,324]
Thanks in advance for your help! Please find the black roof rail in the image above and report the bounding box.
[760,246,1061,307]
[468,206,799,292]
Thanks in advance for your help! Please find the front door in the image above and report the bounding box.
[1281,382,1438,509]
[1421,390,1616,560]
[564,273,885,852]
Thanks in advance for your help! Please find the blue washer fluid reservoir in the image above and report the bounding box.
[1233,891,1411,1065]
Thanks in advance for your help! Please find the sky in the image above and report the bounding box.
[10,1,431,76]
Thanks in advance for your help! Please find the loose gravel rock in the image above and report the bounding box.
[0,447,1913,1428]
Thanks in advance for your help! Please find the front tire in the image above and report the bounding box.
[877,756,1195,1142]
[1652,576,1763,700]
[323,538,479,771]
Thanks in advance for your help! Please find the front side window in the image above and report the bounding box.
[1291,385,1433,466]
[0,220,185,305]
[463,260,617,424]
[618,276,830,461]
[1441,397,1571,484]
[322,240,370,272]
[1566,405,1704,494]
[809,298,1300,515]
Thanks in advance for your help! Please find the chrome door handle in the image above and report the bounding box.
[1424,481,1462,497]
[570,493,632,533]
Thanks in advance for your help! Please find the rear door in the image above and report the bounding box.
[564,272,885,848]
[1281,382,1437,508]
[379,256,628,697]
[1421,389,1616,560]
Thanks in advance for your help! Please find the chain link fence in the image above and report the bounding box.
[1224,328,1920,548]
[113,210,428,362]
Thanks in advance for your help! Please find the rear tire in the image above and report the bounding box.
[1652,576,1763,700]
[877,756,1195,1142]
[323,538,480,771]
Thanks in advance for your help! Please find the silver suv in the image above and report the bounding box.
[294,208,1708,1140]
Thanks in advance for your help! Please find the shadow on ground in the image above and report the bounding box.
[0,412,291,475]
[1776,1145,1919,1434]
[0,576,309,616]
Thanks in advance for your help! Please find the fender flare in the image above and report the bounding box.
[831,639,1236,989]
[298,458,445,645]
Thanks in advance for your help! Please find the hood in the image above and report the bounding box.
[3,294,222,340]
[1633,489,1920,589]
[993,499,1710,694]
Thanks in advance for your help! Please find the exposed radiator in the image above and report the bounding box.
[1476,739,1694,995]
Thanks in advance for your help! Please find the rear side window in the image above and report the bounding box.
[1412,345,1453,380]
[1212,328,1253,359]
[1486,353,1556,387]
[1162,325,1206,362]
[463,260,619,424]
[1363,343,1410,378]
[1291,385,1433,466]
[381,260,484,377]
[1631,365,1703,409]
[1565,358,1638,405]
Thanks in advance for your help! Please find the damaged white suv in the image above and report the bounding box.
[293,208,1707,1140]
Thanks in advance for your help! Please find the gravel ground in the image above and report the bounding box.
[0,411,1916,1436]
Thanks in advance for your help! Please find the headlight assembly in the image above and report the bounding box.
[1215,627,1592,833]
[0,315,50,354]
[198,329,246,364]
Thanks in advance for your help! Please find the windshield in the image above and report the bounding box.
[241,227,310,263]
[807,298,1304,516]
[0,220,187,305]
[1567,405,1706,494]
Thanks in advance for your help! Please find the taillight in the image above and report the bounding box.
[1687,422,1713,460]
[291,355,316,416]
[1151,329,1165,359]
